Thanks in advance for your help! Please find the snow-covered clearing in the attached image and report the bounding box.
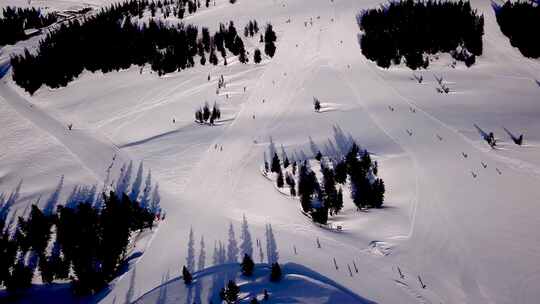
[1,0,540,303]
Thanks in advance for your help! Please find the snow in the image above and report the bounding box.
[1,0,540,303]
[133,263,375,304]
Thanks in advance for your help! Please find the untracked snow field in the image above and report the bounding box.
[1,0,540,303]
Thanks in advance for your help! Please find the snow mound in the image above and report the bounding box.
[133,263,374,304]
[365,241,393,256]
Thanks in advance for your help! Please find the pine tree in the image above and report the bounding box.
[182,265,193,284]
[314,98,321,112]
[298,163,315,212]
[334,161,347,184]
[270,262,282,282]
[276,170,284,188]
[209,48,218,65]
[271,153,281,173]
[311,204,328,225]
[220,280,240,304]
[315,151,323,161]
[200,52,206,65]
[264,23,277,57]
[240,254,255,276]
[321,166,339,215]
[254,48,262,63]
[203,102,211,122]
[195,108,204,123]
[371,178,385,208]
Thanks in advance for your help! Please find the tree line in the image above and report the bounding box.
[265,142,385,225]
[10,0,277,95]
[495,1,540,59]
[0,6,57,46]
[358,0,484,69]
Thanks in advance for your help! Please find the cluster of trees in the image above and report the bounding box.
[358,0,484,69]
[0,191,158,298]
[265,143,385,225]
[0,6,57,46]
[195,102,221,124]
[244,20,260,37]
[10,0,272,94]
[495,1,540,58]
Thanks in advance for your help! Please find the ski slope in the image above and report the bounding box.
[1,0,540,303]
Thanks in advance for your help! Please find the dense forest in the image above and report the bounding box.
[495,1,540,58]
[0,191,159,298]
[358,0,484,69]
[0,161,163,298]
[10,0,277,95]
[0,6,57,46]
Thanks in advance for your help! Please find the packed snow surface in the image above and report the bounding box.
[1,0,540,303]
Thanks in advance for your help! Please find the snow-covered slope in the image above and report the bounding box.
[134,263,374,304]
[1,0,540,303]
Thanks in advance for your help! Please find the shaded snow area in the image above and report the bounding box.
[134,263,374,304]
[1,0,540,303]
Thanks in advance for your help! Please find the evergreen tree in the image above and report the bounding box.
[254,48,262,63]
[5,261,33,294]
[334,161,347,184]
[240,254,255,276]
[321,166,340,215]
[315,151,323,161]
[209,48,219,65]
[220,280,240,304]
[298,163,316,213]
[203,102,211,122]
[271,153,281,173]
[276,170,284,188]
[371,178,385,208]
[264,23,277,57]
[311,204,328,225]
[270,262,282,282]
[182,265,193,284]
